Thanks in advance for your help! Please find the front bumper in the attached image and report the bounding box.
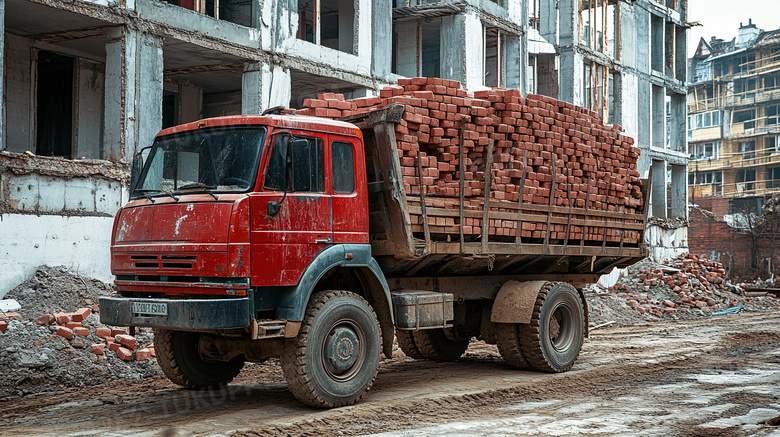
[99,296,251,330]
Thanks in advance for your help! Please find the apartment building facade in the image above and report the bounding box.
[688,20,780,212]
[0,0,688,295]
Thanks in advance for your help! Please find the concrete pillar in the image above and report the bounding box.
[540,0,559,46]
[634,7,650,74]
[440,9,483,89]
[620,2,637,70]
[504,34,523,91]
[0,0,5,151]
[652,159,667,218]
[670,164,687,219]
[559,50,585,107]
[558,0,579,47]
[103,27,163,162]
[440,14,465,85]
[371,0,392,77]
[395,21,419,77]
[242,62,291,114]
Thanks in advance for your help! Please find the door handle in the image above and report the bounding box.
[314,236,332,244]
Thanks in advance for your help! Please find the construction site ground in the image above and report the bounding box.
[2,310,780,436]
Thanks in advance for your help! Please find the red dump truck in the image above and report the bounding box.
[101,95,649,408]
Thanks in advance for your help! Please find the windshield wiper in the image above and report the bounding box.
[133,189,157,203]
[177,183,219,200]
[162,190,180,202]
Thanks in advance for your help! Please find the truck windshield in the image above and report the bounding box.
[132,126,267,198]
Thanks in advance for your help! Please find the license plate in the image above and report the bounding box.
[129,301,168,316]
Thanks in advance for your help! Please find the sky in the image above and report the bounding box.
[687,0,780,57]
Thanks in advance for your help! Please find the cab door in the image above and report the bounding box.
[250,131,333,286]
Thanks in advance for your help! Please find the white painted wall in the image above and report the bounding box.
[0,214,116,297]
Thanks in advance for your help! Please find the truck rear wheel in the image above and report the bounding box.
[280,290,381,408]
[412,328,470,361]
[518,282,584,373]
[495,324,531,369]
[396,330,424,359]
[153,329,245,389]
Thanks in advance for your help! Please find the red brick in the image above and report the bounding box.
[663,300,675,308]
[115,334,139,350]
[110,328,127,336]
[55,312,70,325]
[135,348,152,361]
[73,327,90,337]
[91,344,106,355]
[57,326,75,340]
[116,347,133,361]
[65,322,82,329]
[0,320,7,332]
[34,314,55,325]
[3,312,20,320]
[107,339,121,352]
[148,346,156,358]
[72,308,91,322]
[96,327,112,338]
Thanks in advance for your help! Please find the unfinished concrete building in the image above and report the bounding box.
[0,0,687,294]
[539,0,690,261]
[688,20,780,214]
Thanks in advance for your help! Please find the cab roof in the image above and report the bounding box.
[156,113,362,139]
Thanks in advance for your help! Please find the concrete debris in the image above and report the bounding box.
[0,266,158,401]
[647,216,689,229]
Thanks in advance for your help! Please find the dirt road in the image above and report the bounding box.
[2,311,780,437]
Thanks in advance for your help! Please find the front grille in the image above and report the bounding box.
[130,254,197,269]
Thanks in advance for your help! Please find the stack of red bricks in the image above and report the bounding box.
[297,77,644,244]
[609,254,735,318]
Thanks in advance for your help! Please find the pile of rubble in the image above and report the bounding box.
[590,254,780,323]
[298,78,643,243]
[0,266,158,400]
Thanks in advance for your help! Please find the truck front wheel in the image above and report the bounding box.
[518,282,585,373]
[281,290,381,408]
[153,329,245,389]
[412,328,470,361]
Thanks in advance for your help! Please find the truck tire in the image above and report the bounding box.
[495,324,531,369]
[518,282,584,373]
[412,328,470,361]
[280,290,381,408]
[153,329,245,389]
[396,330,424,359]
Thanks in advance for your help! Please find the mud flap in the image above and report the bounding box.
[490,280,548,324]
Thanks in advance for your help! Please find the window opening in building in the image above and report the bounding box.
[767,105,780,126]
[163,93,177,130]
[579,1,617,58]
[735,52,756,75]
[484,27,503,87]
[298,0,355,54]
[36,50,74,158]
[735,78,756,98]
[688,141,719,160]
[421,21,441,78]
[767,136,780,154]
[529,0,540,30]
[688,110,721,130]
[735,109,756,130]
[736,169,756,193]
[768,167,780,188]
[740,140,756,159]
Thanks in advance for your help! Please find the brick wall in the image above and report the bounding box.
[689,196,780,280]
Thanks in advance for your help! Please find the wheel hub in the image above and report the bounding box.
[325,326,360,375]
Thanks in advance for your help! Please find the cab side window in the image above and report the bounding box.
[332,141,355,194]
[264,135,325,192]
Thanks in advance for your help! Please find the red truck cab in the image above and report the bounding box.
[102,113,393,407]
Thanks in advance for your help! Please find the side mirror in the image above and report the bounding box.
[130,152,144,191]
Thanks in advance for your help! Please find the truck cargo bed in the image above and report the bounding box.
[346,104,649,281]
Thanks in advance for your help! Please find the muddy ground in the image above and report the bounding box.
[2,310,780,436]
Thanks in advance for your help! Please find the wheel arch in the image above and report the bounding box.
[275,244,395,358]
